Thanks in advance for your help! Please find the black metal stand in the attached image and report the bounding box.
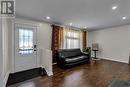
[94,50,97,59]
[92,50,100,60]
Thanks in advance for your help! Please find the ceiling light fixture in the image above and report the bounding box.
[83,26,87,29]
[69,23,73,26]
[112,6,118,10]
[46,16,51,19]
[122,16,127,20]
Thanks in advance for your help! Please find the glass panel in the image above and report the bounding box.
[73,33,79,38]
[19,29,34,54]
[66,38,79,49]
[73,39,79,48]
[67,32,79,38]
[66,31,80,49]
[67,32,73,37]
[66,39,71,49]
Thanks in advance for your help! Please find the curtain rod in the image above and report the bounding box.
[50,23,87,31]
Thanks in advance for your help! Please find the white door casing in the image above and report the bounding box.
[0,18,4,87]
[14,23,37,72]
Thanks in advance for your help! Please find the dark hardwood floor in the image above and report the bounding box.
[8,59,130,87]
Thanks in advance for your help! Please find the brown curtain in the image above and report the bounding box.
[59,27,64,48]
[51,25,63,63]
[82,31,87,48]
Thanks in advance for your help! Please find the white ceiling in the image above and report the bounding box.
[16,0,130,30]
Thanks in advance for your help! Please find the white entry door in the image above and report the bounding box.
[15,24,37,72]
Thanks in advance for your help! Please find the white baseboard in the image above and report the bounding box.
[41,66,53,76]
[46,71,53,76]
[3,71,10,87]
[99,56,128,64]
[45,69,53,76]
[0,75,4,87]
[53,63,57,65]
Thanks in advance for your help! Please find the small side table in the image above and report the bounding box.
[92,50,101,61]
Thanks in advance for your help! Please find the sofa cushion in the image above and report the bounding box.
[65,56,88,63]
[58,49,82,58]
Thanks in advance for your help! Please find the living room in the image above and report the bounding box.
[0,0,130,87]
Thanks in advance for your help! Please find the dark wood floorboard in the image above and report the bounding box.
[8,59,130,87]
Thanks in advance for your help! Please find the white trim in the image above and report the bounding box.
[98,57,128,64]
[41,65,53,76]
[41,49,53,77]
[11,19,15,73]
[46,70,53,76]
[12,18,41,73]
[53,63,57,65]
[14,23,38,72]
[0,18,4,87]
[14,18,40,26]
[3,71,10,87]
[36,26,41,67]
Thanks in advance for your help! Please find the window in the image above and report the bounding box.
[19,29,34,54]
[65,31,80,49]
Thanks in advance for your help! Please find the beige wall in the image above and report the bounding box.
[87,25,130,63]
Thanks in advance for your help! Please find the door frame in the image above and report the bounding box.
[0,18,4,87]
[11,19,40,73]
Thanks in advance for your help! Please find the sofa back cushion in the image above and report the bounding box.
[58,49,82,58]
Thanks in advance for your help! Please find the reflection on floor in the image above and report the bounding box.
[8,59,130,87]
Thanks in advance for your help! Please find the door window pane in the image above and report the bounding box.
[19,29,33,54]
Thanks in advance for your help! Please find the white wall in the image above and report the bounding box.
[37,23,52,76]
[38,23,52,50]
[41,49,53,76]
[87,25,130,63]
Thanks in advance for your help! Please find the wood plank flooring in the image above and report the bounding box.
[8,59,130,87]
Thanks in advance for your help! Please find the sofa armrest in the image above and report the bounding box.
[60,56,66,60]
[82,52,89,56]
[56,55,66,67]
[57,54,66,62]
[82,52,91,60]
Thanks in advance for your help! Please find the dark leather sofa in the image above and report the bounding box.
[56,49,90,67]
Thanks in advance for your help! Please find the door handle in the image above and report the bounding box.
[34,45,37,51]
[34,45,37,48]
